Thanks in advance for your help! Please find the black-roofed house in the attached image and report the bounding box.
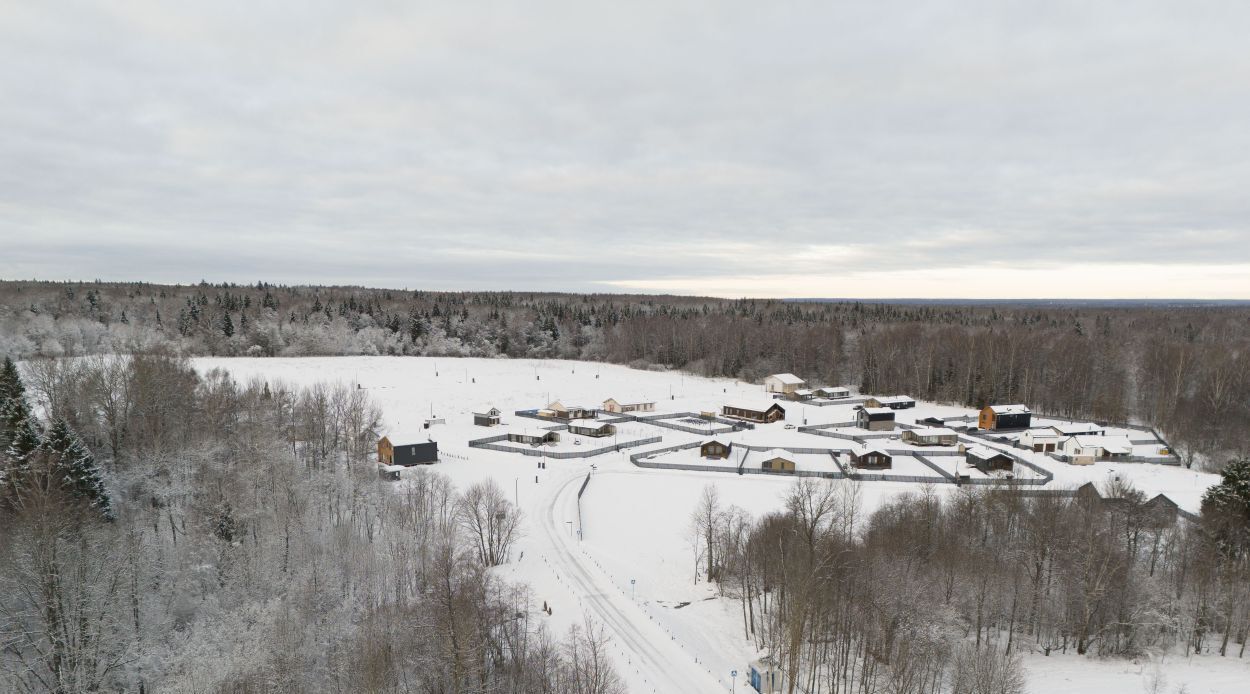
[978,404,1032,431]
[965,445,1014,473]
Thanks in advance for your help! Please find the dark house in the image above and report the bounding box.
[509,429,561,445]
[473,407,502,427]
[378,436,439,466]
[850,446,893,469]
[568,421,616,438]
[1144,494,1181,526]
[866,395,915,410]
[856,406,896,431]
[721,400,786,424]
[701,439,731,459]
[978,404,1032,431]
[965,445,1014,473]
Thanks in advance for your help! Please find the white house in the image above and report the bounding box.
[763,373,806,394]
[1019,428,1062,452]
[602,397,656,414]
[815,386,850,399]
[1060,434,1133,463]
[1049,422,1106,437]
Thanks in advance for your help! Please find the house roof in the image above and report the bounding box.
[859,407,895,416]
[759,448,795,461]
[907,426,956,437]
[474,406,501,415]
[382,427,432,445]
[570,421,613,431]
[852,443,892,458]
[1021,427,1060,439]
[724,399,785,413]
[765,373,805,385]
[816,385,850,393]
[701,439,729,448]
[966,445,1012,461]
[1050,422,1104,435]
[1066,435,1132,453]
[604,396,655,406]
[793,388,815,396]
[988,404,1030,415]
[873,395,914,404]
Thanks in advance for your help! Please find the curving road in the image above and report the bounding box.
[538,467,727,694]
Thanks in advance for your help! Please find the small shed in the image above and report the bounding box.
[850,445,893,469]
[722,400,786,424]
[978,404,1032,431]
[701,439,731,459]
[568,421,616,438]
[965,445,1014,474]
[866,395,916,410]
[763,373,806,394]
[377,435,439,466]
[856,407,896,431]
[473,407,502,427]
[759,449,797,473]
[901,426,957,446]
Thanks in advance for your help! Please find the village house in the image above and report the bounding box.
[815,386,850,399]
[1049,422,1106,437]
[567,421,616,438]
[856,406,896,431]
[722,400,786,424]
[539,400,596,420]
[508,429,561,445]
[473,407,502,427]
[1019,427,1061,452]
[700,439,731,459]
[602,397,656,414]
[786,388,816,402]
[901,426,957,446]
[758,449,797,473]
[978,404,1032,431]
[1059,434,1133,463]
[849,444,893,469]
[865,395,916,410]
[377,434,440,466]
[964,445,1014,474]
[763,373,806,394]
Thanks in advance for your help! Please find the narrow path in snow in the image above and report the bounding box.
[539,468,728,694]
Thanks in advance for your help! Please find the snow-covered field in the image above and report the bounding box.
[192,356,1234,693]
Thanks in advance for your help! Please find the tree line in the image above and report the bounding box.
[1,280,1247,466]
[0,354,622,693]
[691,470,1250,694]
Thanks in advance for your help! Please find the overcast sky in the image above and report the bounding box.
[2,1,1248,298]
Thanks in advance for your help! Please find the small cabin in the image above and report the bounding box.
[763,373,806,394]
[856,407,895,431]
[786,388,816,402]
[978,404,1032,431]
[901,427,957,446]
[1019,428,1060,452]
[602,398,656,414]
[865,395,915,410]
[722,401,786,424]
[568,421,616,438]
[701,439,731,459]
[965,445,1014,473]
[508,429,561,445]
[378,436,439,466]
[1144,494,1180,526]
[815,386,850,399]
[759,449,797,473]
[850,446,893,469]
[473,407,502,427]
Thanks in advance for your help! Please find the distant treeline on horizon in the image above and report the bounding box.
[1,278,1247,464]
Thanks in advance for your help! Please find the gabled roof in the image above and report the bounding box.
[851,443,892,458]
[759,448,795,461]
[966,445,1012,461]
[1066,434,1132,454]
[724,399,785,413]
[793,389,815,396]
[1049,422,1104,435]
[604,396,654,406]
[1021,427,1060,439]
[382,427,431,445]
[474,406,501,416]
[859,407,895,416]
[701,438,729,448]
[988,404,1030,415]
[907,426,956,437]
[873,395,915,404]
[765,373,805,385]
[816,385,850,393]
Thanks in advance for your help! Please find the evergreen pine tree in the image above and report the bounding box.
[42,418,115,521]
[1202,458,1250,555]
[221,312,235,337]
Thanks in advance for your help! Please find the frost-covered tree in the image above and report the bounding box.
[41,417,114,521]
[1202,458,1250,555]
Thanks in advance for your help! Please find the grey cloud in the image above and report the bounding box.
[1,1,1248,296]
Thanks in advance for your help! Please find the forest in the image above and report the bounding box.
[0,354,623,693]
[1,280,1246,467]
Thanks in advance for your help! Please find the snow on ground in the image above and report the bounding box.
[192,357,1227,693]
[1022,650,1250,694]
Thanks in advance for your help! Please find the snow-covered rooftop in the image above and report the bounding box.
[859,407,895,416]
[766,373,805,385]
[907,426,956,437]
[724,399,785,412]
[1050,422,1104,435]
[988,404,1030,415]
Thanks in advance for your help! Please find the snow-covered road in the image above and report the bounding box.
[539,468,727,694]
